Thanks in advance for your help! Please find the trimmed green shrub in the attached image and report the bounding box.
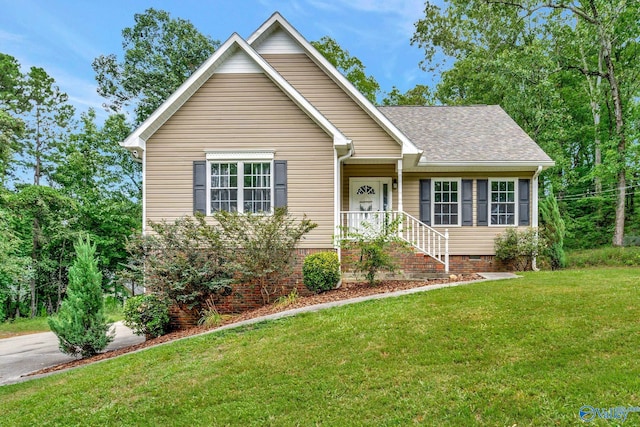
[48,237,113,358]
[123,294,170,339]
[303,251,341,293]
[494,227,544,271]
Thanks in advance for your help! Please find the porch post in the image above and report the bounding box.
[397,159,403,213]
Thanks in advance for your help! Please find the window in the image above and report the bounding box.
[433,180,459,225]
[209,161,272,213]
[490,179,516,225]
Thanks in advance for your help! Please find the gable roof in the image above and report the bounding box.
[121,31,352,155]
[378,105,555,168]
[247,12,422,159]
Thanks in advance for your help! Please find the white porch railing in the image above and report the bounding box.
[339,211,449,272]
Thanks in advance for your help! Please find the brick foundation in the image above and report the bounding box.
[341,244,512,278]
[168,246,511,329]
[211,248,333,314]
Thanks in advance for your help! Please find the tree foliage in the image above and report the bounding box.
[312,36,380,103]
[412,0,640,246]
[92,8,219,124]
[214,208,317,303]
[48,237,114,358]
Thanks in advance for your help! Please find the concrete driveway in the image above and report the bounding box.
[0,321,145,386]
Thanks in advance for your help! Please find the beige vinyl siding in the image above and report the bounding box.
[403,172,535,255]
[145,73,335,248]
[262,54,401,158]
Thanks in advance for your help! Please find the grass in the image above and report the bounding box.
[0,299,123,339]
[0,316,51,339]
[1,268,640,426]
[566,245,640,268]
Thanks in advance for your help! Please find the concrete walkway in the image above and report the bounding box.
[1,274,519,386]
[0,321,144,386]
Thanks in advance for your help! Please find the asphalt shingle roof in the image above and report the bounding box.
[378,105,554,164]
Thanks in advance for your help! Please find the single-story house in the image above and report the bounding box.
[121,12,554,280]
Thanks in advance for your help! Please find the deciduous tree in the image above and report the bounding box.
[92,8,219,124]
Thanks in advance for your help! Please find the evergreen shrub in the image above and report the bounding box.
[303,251,341,293]
[123,294,170,339]
[48,237,113,358]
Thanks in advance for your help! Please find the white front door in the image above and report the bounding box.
[348,178,392,233]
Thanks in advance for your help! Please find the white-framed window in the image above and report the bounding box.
[433,179,460,226]
[489,179,516,225]
[206,152,274,214]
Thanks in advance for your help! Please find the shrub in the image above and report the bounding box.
[123,215,233,312]
[494,228,544,271]
[340,214,407,285]
[123,294,170,339]
[540,194,566,269]
[214,208,317,303]
[48,237,114,358]
[303,251,341,293]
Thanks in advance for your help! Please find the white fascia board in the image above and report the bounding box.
[120,30,349,151]
[413,160,556,171]
[247,13,422,156]
[120,33,245,151]
[234,37,349,147]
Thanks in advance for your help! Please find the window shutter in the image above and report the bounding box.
[518,179,530,226]
[193,161,206,214]
[419,179,431,226]
[477,179,488,226]
[274,160,288,208]
[461,179,473,226]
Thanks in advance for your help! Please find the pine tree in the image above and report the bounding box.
[48,236,113,358]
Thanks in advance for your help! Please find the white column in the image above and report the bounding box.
[397,159,403,213]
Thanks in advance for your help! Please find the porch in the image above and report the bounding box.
[339,210,449,273]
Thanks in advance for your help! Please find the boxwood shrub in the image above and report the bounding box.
[303,251,341,293]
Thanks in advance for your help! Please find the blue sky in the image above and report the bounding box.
[0,0,441,121]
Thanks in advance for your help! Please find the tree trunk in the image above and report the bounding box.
[30,217,39,318]
[601,36,626,246]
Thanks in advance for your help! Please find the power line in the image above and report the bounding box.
[556,183,640,202]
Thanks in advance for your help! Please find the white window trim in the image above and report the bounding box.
[431,178,462,227]
[205,150,274,161]
[206,158,274,215]
[488,178,518,226]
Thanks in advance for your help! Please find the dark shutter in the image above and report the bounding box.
[274,160,287,208]
[193,161,206,214]
[518,179,531,226]
[461,179,473,226]
[477,179,488,226]
[419,179,431,226]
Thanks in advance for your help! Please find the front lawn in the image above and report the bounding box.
[1,268,639,426]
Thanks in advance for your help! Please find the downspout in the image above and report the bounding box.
[335,145,353,261]
[531,165,543,271]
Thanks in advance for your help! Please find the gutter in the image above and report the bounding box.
[334,145,354,256]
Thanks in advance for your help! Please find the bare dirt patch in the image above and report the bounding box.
[31,275,480,377]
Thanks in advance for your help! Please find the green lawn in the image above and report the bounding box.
[0,316,51,339]
[2,268,639,426]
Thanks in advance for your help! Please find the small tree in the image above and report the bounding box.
[340,214,406,285]
[214,208,317,303]
[539,194,566,270]
[48,237,113,358]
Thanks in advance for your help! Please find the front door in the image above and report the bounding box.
[348,178,391,234]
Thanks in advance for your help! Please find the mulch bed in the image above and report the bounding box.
[30,274,481,377]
